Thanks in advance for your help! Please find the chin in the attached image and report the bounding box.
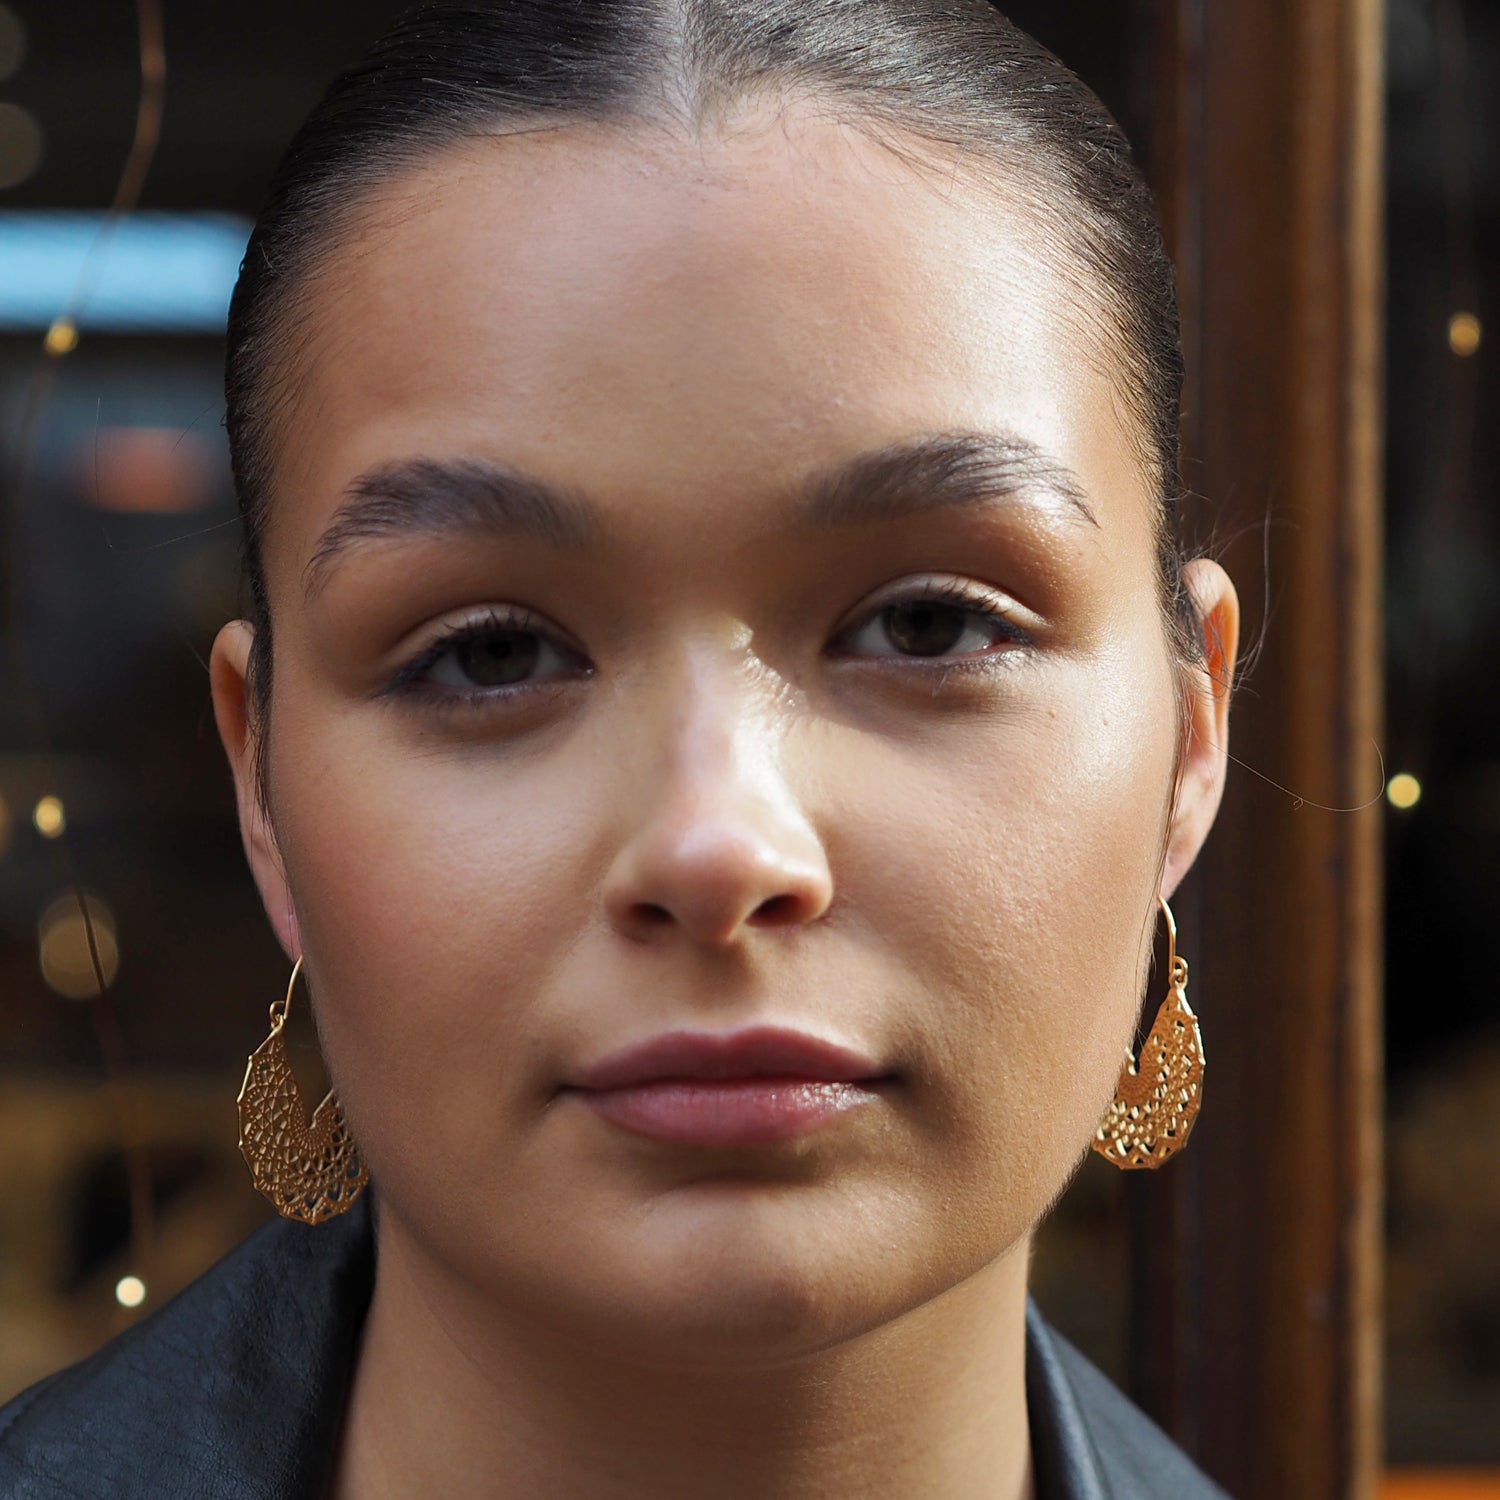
[520,1180,981,1372]
[590,1265,903,1373]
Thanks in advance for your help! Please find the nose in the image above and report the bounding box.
[601,670,834,948]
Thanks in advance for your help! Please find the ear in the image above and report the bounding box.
[210,621,301,960]
[1161,559,1240,898]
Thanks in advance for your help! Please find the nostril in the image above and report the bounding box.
[632,903,674,928]
[749,893,805,926]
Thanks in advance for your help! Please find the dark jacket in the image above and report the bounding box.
[0,1197,1230,1499]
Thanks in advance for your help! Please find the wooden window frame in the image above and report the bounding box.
[1125,3,1385,1497]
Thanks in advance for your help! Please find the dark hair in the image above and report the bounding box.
[226,0,1192,749]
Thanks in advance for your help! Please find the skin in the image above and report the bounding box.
[211,101,1238,1500]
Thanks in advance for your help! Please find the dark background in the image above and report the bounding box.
[0,0,1494,1470]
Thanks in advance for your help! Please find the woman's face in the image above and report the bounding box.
[214,104,1234,1365]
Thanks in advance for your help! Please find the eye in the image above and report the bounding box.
[392,610,588,699]
[837,580,1029,661]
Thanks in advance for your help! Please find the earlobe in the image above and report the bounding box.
[1161,559,1241,897]
[209,621,300,960]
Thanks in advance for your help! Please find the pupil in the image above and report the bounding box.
[457,632,538,686]
[884,602,966,657]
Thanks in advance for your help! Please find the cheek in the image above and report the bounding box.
[266,711,607,1174]
[843,638,1178,1219]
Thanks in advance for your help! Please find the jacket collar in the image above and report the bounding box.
[1026,1300,1114,1500]
[0,1196,374,1500]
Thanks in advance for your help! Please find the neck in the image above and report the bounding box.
[332,1217,1036,1500]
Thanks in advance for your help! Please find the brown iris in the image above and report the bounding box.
[454,631,540,686]
[881,601,970,657]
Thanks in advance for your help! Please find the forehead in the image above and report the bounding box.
[270,103,1153,578]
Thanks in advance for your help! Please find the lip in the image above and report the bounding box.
[563,1027,889,1146]
[570,1027,883,1091]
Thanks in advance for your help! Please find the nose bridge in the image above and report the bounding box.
[604,643,832,945]
[642,644,812,862]
[669,648,786,810]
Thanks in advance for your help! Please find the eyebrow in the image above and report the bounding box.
[304,457,596,599]
[302,431,1095,600]
[795,431,1096,531]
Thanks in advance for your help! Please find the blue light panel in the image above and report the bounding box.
[0,211,252,333]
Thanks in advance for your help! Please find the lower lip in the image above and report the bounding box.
[571,1078,879,1146]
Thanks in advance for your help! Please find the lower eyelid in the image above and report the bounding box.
[384,674,588,721]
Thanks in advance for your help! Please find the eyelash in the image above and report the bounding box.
[832,577,1030,669]
[382,607,582,706]
[383,580,1030,711]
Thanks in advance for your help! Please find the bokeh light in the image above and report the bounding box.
[1386,772,1423,811]
[0,5,25,82]
[37,892,121,1000]
[0,102,43,191]
[113,1276,147,1310]
[1448,310,1482,358]
[42,318,77,356]
[32,795,65,838]
[84,427,218,514]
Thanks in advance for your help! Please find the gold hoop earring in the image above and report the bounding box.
[1091,895,1205,1170]
[236,956,369,1224]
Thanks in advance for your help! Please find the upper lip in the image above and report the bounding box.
[567,1027,885,1091]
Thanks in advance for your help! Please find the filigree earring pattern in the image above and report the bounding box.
[237,956,369,1224]
[1091,895,1205,1170]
